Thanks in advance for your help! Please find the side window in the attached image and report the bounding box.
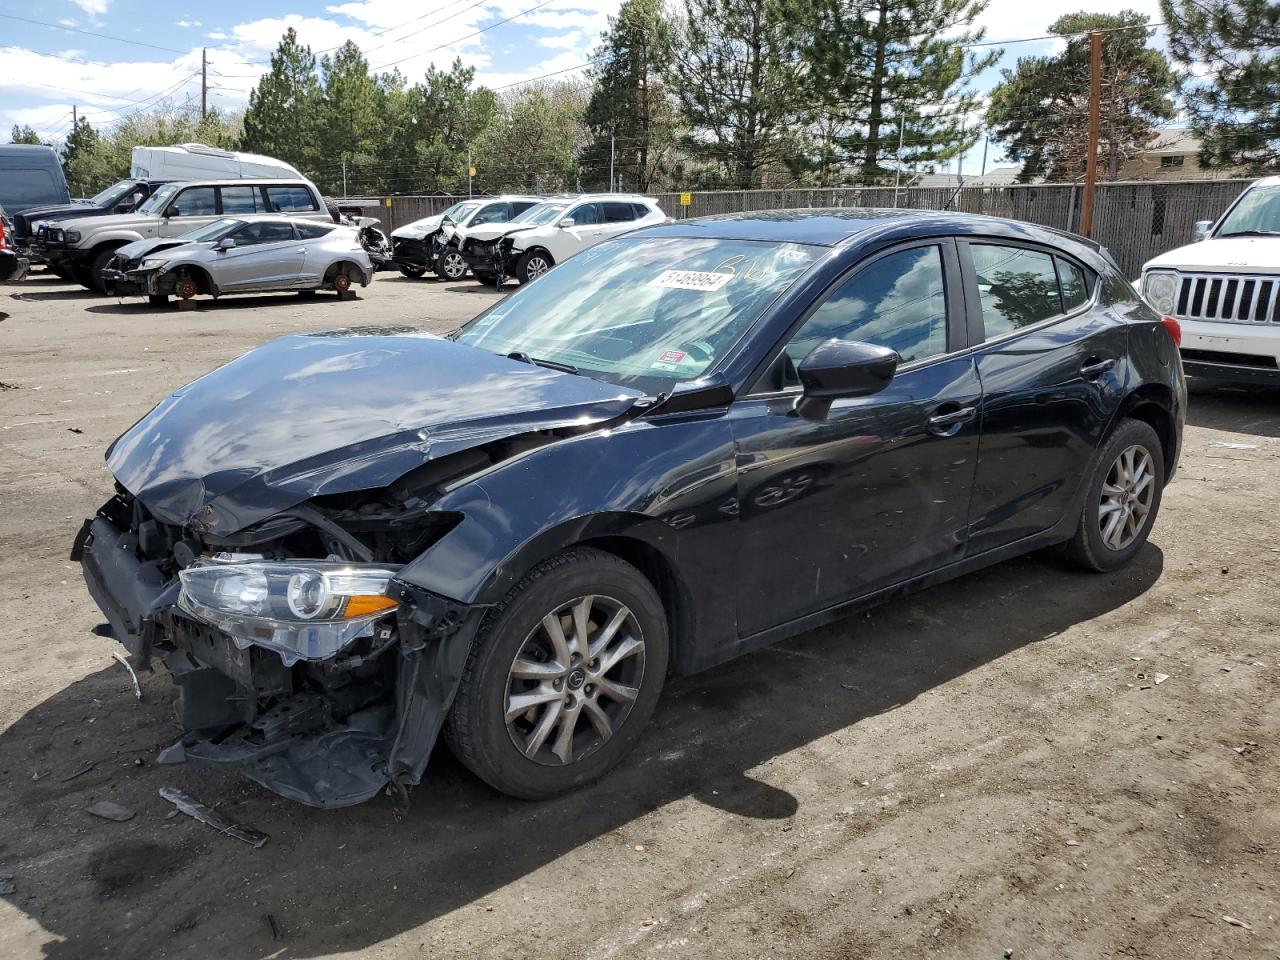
[602,201,637,223]
[567,203,600,226]
[220,186,262,215]
[264,186,319,213]
[471,203,509,225]
[784,245,949,373]
[512,201,537,215]
[233,221,295,246]
[1057,257,1092,312]
[172,186,217,217]
[632,202,651,219]
[971,244,1065,338]
[296,222,334,240]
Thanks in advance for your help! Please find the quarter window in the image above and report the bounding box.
[172,186,217,217]
[970,244,1063,339]
[1058,258,1091,311]
[784,245,949,371]
[220,186,263,214]
[296,222,334,239]
[264,186,318,213]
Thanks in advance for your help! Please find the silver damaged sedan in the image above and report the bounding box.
[102,217,374,306]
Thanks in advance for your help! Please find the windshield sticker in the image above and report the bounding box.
[650,269,733,292]
[659,349,687,364]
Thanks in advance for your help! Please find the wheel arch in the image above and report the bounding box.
[324,259,368,287]
[167,262,217,296]
[1113,383,1177,477]
[521,245,555,265]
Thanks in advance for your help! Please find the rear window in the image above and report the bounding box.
[265,186,318,213]
[631,202,652,219]
[220,186,263,214]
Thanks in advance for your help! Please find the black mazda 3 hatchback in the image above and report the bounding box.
[74,210,1186,807]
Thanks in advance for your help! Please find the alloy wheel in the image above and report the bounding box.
[504,594,646,766]
[526,255,550,280]
[1098,444,1156,551]
[441,251,466,280]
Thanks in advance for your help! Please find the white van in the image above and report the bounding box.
[130,144,305,181]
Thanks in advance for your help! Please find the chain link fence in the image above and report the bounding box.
[339,178,1255,278]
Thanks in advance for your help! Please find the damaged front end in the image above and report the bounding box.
[99,252,161,297]
[458,236,517,283]
[390,230,446,273]
[74,488,479,808]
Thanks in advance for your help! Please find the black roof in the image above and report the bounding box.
[638,207,1103,259]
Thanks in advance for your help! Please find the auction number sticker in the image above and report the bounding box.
[650,269,733,292]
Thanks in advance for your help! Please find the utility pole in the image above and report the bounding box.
[609,133,615,193]
[201,47,208,120]
[980,135,989,177]
[1080,30,1102,238]
[341,157,347,198]
[892,116,905,208]
[467,148,473,198]
[72,104,77,129]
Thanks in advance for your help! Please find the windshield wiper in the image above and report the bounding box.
[507,351,579,375]
[1218,229,1280,237]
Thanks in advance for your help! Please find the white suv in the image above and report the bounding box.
[1141,176,1280,386]
[504,195,669,284]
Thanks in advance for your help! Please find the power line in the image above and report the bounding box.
[0,13,189,55]
[371,0,562,71]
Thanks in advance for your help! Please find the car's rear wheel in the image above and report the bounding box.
[1065,418,1165,572]
[436,249,467,281]
[515,250,552,284]
[398,264,427,279]
[445,547,668,799]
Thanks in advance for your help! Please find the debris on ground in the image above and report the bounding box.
[0,875,14,895]
[66,427,83,434]
[159,787,268,848]
[1154,673,1170,685]
[265,913,284,940]
[86,800,135,822]
[1222,915,1252,929]
[58,761,97,782]
[110,651,143,701]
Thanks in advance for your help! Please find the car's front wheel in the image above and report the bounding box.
[436,248,467,281]
[515,250,553,284]
[445,547,668,799]
[1065,418,1165,572]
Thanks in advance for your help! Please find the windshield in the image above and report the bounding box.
[444,202,479,223]
[89,180,134,207]
[1217,185,1280,237]
[179,218,242,242]
[137,183,180,214]
[512,202,569,227]
[454,237,819,391]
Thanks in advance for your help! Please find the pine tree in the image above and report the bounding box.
[581,0,677,191]
[807,0,995,184]
[401,59,497,194]
[10,125,43,144]
[986,11,1176,182]
[666,0,817,189]
[241,28,321,174]
[61,117,101,195]
[1161,0,1280,171]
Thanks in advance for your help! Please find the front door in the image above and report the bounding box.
[728,240,982,637]
[959,240,1128,554]
[215,221,303,290]
[158,185,220,237]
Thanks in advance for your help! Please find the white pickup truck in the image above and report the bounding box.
[1141,176,1280,385]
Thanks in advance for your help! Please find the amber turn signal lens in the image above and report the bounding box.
[342,595,398,619]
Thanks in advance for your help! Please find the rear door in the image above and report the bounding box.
[553,202,604,258]
[959,239,1127,554]
[599,201,642,241]
[728,239,982,635]
[263,184,326,222]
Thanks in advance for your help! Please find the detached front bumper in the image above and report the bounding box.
[100,266,158,297]
[73,501,481,807]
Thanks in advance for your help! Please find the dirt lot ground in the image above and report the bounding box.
[0,268,1277,960]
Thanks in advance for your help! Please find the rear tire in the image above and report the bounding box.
[445,547,668,799]
[1065,418,1165,572]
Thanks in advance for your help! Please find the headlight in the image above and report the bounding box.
[1144,271,1177,315]
[65,230,81,244]
[140,257,169,270]
[177,560,401,665]
[50,228,64,241]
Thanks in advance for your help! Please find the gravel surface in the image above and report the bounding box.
[1,270,1277,959]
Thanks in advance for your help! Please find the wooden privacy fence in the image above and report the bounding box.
[338,179,1255,278]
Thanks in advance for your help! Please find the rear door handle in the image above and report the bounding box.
[1081,356,1116,379]
[296,247,307,253]
[927,404,977,436]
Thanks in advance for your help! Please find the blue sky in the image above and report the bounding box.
[0,0,1164,172]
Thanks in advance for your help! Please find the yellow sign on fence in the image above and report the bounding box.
[384,198,392,207]
[680,192,692,207]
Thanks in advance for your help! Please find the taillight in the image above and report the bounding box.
[1161,314,1181,347]
[0,219,6,247]
[664,216,673,224]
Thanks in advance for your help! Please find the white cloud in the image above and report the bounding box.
[58,18,78,27]
[70,0,111,17]
[175,19,203,28]
[207,30,228,40]
[538,29,583,50]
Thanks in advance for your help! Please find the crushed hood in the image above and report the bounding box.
[391,214,446,240]
[1144,236,1280,274]
[465,222,539,243]
[116,236,201,260]
[105,329,643,535]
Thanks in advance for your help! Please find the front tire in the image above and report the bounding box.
[436,248,467,281]
[398,264,427,279]
[1065,418,1165,572]
[445,547,668,799]
[515,249,553,284]
[89,248,118,293]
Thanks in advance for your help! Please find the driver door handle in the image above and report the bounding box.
[927,404,977,436]
[1081,356,1116,379]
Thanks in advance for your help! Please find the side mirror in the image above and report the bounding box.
[1193,220,1213,242]
[558,217,576,229]
[794,339,898,421]
[164,205,179,219]
[214,238,236,251]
